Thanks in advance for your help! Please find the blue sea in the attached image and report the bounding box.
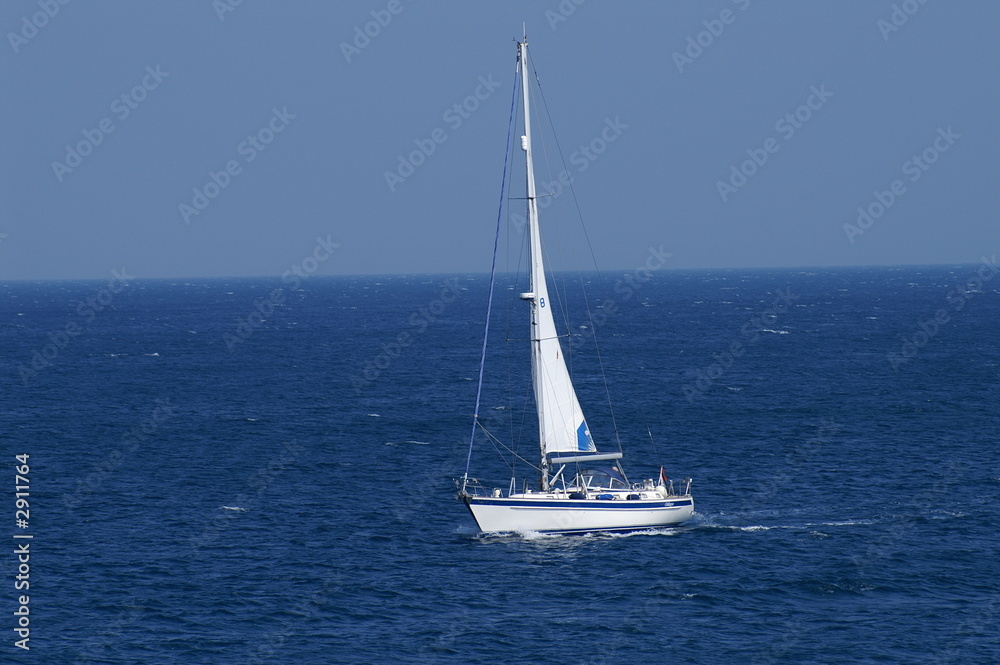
[3,265,999,664]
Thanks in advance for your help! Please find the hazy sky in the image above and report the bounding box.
[2,1,997,280]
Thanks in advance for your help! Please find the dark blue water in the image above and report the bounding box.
[2,265,998,663]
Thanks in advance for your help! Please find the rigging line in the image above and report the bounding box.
[464,62,520,482]
[504,39,533,476]
[501,40,528,476]
[506,334,571,342]
[481,421,516,474]
[512,379,532,479]
[529,57,625,457]
[479,422,542,473]
[504,71,529,481]
[504,68,528,347]
[519,51,572,355]
[526,72,575,349]
[504,194,529,347]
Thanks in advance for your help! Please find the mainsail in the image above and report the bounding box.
[518,41,597,463]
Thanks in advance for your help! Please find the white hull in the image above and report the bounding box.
[463,494,694,535]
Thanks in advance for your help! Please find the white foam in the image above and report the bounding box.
[605,527,680,538]
[812,519,875,527]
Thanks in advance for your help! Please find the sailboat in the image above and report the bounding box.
[457,34,694,535]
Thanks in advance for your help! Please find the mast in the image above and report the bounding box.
[518,35,597,493]
[518,37,549,489]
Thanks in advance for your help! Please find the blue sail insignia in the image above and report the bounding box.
[577,421,595,451]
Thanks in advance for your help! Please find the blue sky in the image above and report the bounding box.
[2,1,997,280]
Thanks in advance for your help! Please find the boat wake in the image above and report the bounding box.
[689,514,879,534]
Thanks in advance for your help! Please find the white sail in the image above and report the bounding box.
[518,40,597,461]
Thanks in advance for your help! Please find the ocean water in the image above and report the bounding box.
[2,265,999,664]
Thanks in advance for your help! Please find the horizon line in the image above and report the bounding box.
[0,260,992,283]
